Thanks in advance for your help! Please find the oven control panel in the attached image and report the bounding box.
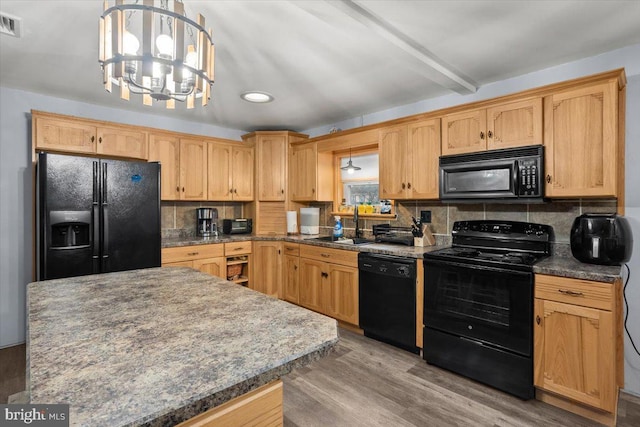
[452,220,552,242]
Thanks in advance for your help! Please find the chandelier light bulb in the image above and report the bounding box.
[155,34,173,57]
[123,31,140,55]
[152,61,164,78]
[185,51,198,67]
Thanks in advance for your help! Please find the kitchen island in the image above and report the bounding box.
[27,267,338,426]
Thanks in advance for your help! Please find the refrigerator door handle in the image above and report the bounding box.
[92,161,100,274]
[102,163,110,272]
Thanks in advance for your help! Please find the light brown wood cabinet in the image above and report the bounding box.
[33,112,148,160]
[441,98,542,156]
[148,135,207,201]
[207,143,254,201]
[544,80,620,198]
[289,141,334,201]
[251,241,283,298]
[161,244,225,279]
[534,274,622,420]
[283,243,300,304]
[148,133,181,200]
[379,118,440,200]
[298,245,358,325]
[256,134,287,201]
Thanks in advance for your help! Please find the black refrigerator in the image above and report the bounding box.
[38,152,161,280]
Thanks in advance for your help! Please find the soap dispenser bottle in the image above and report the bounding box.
[333,216,344,239]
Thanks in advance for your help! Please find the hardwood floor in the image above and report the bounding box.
[283,329,640,427]
[0,343,26,404]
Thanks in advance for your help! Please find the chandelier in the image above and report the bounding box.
[99,0,214,109]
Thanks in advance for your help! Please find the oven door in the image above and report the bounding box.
[423,257,532,356]
[440,159,518,200]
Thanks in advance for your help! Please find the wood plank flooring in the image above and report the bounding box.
[283,329,640,427]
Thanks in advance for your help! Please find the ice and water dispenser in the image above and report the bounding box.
[49,211,91,248]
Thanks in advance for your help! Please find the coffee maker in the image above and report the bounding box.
[196,208,218,237]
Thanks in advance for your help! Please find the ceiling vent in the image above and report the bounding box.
[0,12,22,38]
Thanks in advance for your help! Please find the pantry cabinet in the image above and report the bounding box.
[289,141,334,201]
[207,143,254,201]
[379,118,440,200]
[33,111,148,160]
[534,274,622,419]
[251,241,283,298]
[298,245,358,325]
[543,80,620,198]
[441,98,542,156]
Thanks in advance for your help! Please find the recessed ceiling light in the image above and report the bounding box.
[241,91,274,103]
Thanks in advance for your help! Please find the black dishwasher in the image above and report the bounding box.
[359,253,419,354]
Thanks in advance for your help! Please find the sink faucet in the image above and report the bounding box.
[353,204,362,239]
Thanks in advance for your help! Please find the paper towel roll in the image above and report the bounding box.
[286,211,298,234]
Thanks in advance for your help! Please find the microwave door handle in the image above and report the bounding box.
[513,160,520,195]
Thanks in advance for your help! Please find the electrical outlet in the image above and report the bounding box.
[420,210,432,223]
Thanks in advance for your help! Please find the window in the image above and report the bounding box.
[334,150,393,215]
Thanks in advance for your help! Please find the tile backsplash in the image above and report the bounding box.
[161,201,243,238]
[311,199,618,244]
[162,198,618,245]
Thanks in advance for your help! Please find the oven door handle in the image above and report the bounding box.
[423,258,531,277]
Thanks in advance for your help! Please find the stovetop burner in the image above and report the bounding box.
[425,220,553,271]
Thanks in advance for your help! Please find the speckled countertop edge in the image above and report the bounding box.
[28,268,338,427]
[163,235,623,282]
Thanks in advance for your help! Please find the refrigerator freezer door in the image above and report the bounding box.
[101,159,161,273]
[39,153,98,280]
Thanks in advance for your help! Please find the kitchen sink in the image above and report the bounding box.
[308,236,374,245]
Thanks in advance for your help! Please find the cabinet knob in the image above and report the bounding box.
[234,189,237,194]
[182,187,185,192]
[294,265,298,270]
[281,189,284,194]
[546,174,551,184]
[536,315,541,325]
[480,131,485,140]
[321,272,328,278]
[487,130,493,138]
[407,182,411,189]
[312,188,315,193]
[176,186,180,192]
[91,136,95,143]
[402,183,406,190]
[98,137,103,144]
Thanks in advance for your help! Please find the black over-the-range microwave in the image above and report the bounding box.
[439,145,544,203]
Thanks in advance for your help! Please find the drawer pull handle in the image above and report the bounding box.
[321,254,330,258]
[234,247,243,251]
[558,289,584,297]
[187,252,199,256]
[321,272,329,278]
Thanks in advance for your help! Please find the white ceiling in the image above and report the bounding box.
[1,0,639,133]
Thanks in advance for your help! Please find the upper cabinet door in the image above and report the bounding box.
[544,81,618,198]
[97,126,148,160]
[207,143,232,201]
[441,109,487,155]
[486,98,542,151]
[148,133,181,201]
[34,117,96,154]
[289,142,317,201]
[408,118,441,199]
[231,145,254,201]
[179,138,208,200]
[257,135,287,201]
[379,125,409,199]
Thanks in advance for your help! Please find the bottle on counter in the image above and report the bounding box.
[333,216,344,239]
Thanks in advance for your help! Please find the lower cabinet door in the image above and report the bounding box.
[534,298,615,412]
[283,255,300,304]
[193,257,226,279]
[299,258,324,314]
[252,241,282,298]
[324,264,359,325]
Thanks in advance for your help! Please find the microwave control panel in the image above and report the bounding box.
[517,158,541,196]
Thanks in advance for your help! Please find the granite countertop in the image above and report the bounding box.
[27,268,338,427]
[163,234,623,282]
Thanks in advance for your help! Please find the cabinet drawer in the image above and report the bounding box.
[535,274,613,311]
[162,244,224,263]
[299,244,358,268]
[283,242,300,256]
[225,241,252,256]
